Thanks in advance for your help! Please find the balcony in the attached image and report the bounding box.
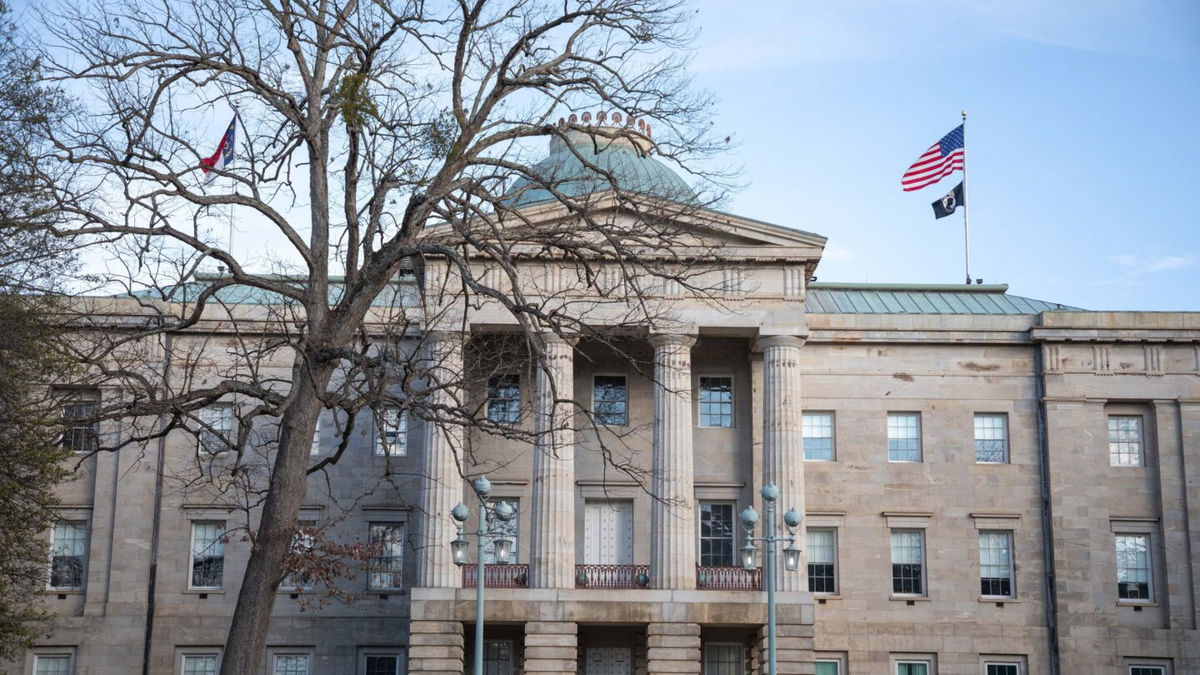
[574,564,650,589]
[461,563,528,588]
[696,566,761,591]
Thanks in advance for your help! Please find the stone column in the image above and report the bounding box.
[523,621,578,675]
[416,331,465,588]
[646,623,701,675]
[529,333,576,588]
[409,621,465,675]
[649,333,698,590]
[760,335,807,592]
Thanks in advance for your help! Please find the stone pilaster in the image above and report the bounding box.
[649,333,698,590]
[524,621,578,675]
[416,332,465,588]
[646,622,701,674]
[529,334,576,588]
[760,335,807,592]
[408,620,465,675]
[755,623,814,675]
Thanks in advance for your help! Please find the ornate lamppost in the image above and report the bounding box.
[739,483,803,675]
[451,476,515,675]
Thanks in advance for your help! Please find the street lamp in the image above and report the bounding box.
[739,483,802,675]
[451,476,515,675]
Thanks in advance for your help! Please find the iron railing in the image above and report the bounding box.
[696,566,762,591]
[574,564,650,589]
[461,563,529,588]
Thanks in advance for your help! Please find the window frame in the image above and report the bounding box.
[1114,531,1154,603]
[180,652,222,675]
[58,389,99,454]
[894,659,933,675]
[47,520,88,591]
[280,521,317,592]
[592,373,629,427]
[807,528,837,595]
[702,642,744,675]
[310,417,321,456]
[188,520,227,591]
[32,651,76,675]
[974,413,1009,464]
[697,501,736,567]
[198,402,235,455]
[483,499,519,564]
[983,663,1022,675]
[359,649,406,675]
[979,530,1016,599]
[482,639,514,675]
[486,373,522,425]
[803,411,836,461]
[814,656,844,675]
[887,412,922,463]
[375,404,407,456]
[1128,665,1169,675]
[1108,414,1145,467]
[367,522,406,591]
[697,375,735,429]
[890,529,926,597]
[270,652,312,675]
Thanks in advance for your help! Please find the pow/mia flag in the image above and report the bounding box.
[931,181,965,219]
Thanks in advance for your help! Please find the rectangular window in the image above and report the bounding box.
[1129,667,1167,675]
[199,403,234,454]
[483,499,519,564]
[698,502,735,567]
[986,664,1020,675]
[49,521,88,590]
[282,524,316,591]
[1116,533,1152,601]
[364,653,404,675]
[182,654,219,675]
[888,413,921,462]
[803,412,835,461]
[814,662,841,675]
[807,529,837,594]
[34,654,73,675]
[487,374,521,424]
[483,640,513,675]
[698,376,734,428]
[974,414,1009,463]
[60,391,99,453]
[376,405,407,456]
[890,530,925,595]
[310,418,321,456]
[368,523,405,590]
[703,643,742,675]
[593,375,628,426]
[979,531,1015,597]
[1109,415,1144,466]
[189,521,226,589]
[273,654,310,675]
[896,662,929,675]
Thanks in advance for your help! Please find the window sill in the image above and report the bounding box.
[978,596,1018,604]
[184,588,224,595]
[813,594,841,603]
[889,595,930,602]
[45,588,84,595]
[1117,600,1158,607]
[368,589,407,596]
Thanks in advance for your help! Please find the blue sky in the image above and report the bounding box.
[688,0,1200,310]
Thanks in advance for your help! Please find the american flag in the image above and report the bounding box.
[901,124,964,192]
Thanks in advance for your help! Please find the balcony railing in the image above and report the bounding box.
[696,566,762,591]
[574,564,650,589]
[461,563,528,588]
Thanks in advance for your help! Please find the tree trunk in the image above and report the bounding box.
[218,361,331,675]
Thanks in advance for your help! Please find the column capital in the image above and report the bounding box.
[755,333,808,351]
[648,332,698,349]
[539,330,580,347]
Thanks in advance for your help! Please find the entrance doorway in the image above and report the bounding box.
[583,500,633,564]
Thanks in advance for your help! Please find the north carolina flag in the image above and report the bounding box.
[901,125,964,192]
[200,117,236,183]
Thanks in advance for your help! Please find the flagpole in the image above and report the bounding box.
[961,109,971,284]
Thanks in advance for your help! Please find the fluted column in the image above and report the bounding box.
[649,333,698,589]
[417,331,466,588]
[760,334,807,592]
[529,333,576,588]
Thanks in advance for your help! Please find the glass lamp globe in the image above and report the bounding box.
[783,542,802,572]
[741,541,759,571]
[450,535,469,566]
[492,537,513,564]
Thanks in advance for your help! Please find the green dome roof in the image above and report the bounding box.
[504,129,696,207]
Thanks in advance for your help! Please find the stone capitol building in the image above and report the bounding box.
[11,119,1200,675]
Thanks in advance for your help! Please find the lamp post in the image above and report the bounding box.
[739,483,802,675]
[451,476,515,675]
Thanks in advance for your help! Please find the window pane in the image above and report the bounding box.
[487,374,521,424]
[483,500,519,564]
[698,377,734,428]
[191,521,226,589]
[274,655,309,675]
[887,413,921,462]
[986,665,1020,675]
[807,529,836,593]
[49,521,87,589]
[60,394,99,453]
[1108,416,1144,466]
[803,412,834,461]
[594,376,628,426]
[699,503,735,567]
[896,664,929,675]
[1130,667,1166,675]
[35,655,72,675]
[365,655,400,675]
[377,405,406,456]
[703,644,741,675]
[1116,534,1152,600]
[183,655,219,675]
[369,524,405,589]
[199,404,234,454]
[483,640,512,675]
[890,531,924,595]
[979,531,1014,597]
[974,414,1008,463]
[814,662,840,675]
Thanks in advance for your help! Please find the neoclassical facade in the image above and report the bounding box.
[10,125,1200,675]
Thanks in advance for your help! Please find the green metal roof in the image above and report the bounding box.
[806,283,1081,315]
[504,133,696,207]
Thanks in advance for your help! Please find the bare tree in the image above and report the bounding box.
[35,0,730,671]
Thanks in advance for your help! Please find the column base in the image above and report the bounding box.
[755,623,814,675]
[525,621,578,674]
[409,620,464,675]
[646,622,701,674]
